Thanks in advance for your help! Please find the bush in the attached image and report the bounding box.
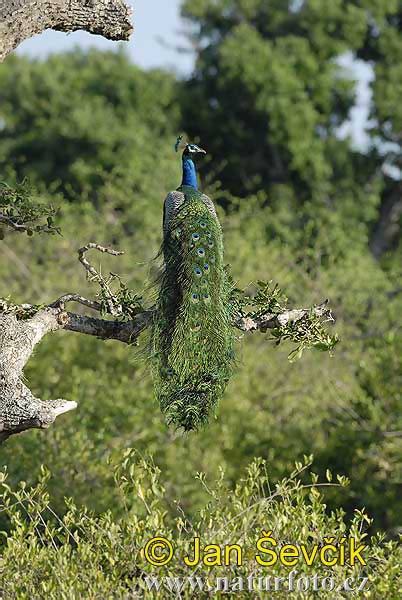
[0,452,400,598]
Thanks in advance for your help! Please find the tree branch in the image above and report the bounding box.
[0,304,151,442]
[0,295,333,441]
[235,300,333,332]
[0,238,336,441]
[0,309,76,443]
[77,243,125,316]
[0,214,30,232]
[64,310,151,343]
[0,0,133,62]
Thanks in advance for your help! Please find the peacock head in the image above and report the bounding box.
[175,135,207,159]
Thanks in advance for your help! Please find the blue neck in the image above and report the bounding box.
[181,156,198,189]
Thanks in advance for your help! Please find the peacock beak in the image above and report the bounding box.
[188,144,207,155]
[193,146,206,155]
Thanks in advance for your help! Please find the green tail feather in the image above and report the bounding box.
[151,188,235,431]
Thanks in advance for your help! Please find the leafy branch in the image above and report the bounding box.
[0,180,60,237]
[233,280,339,361]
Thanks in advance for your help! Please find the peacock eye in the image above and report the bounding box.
[204,264,210,272]
[200,278,208,287]
[203,294,211,304]
[191,293,199,303]
[208,241,214,248]
[197,248,205,257]
[194,268,202,277]
[192,233,200,241]
[199,222,207,228]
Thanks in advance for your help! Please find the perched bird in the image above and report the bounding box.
[151,136,235,431]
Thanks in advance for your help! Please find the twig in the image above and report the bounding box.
[0,215,29,232]
[78,243,124,316]
[50,294,102,313]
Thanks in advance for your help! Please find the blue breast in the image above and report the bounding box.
[182,157,198,189]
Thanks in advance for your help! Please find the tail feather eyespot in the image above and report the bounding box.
[194,267,202,278]
[191,293,199,304]
[197,248,205,257]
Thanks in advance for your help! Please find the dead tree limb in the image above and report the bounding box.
[0,309,76,443]
[0,0,133,62]
[0,305,151,442]
[0,298,331,441]
[0,242,335,442]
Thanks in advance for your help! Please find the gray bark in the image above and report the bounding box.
[0,0,133,62]
[65,310,151,343]
[0,306,149,442]
[0,309,76,442]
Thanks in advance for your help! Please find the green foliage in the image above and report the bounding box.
[0,180,60,236]
[107,277,145,322]
[180,0,400,258]
[233,280,339,360]
[0,454,400,598]
[0,50,180,203]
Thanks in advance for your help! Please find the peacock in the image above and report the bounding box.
[151,136,235,431]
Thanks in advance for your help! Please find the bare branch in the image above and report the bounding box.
[78,242,124,274]
[50,294,102,313]
[0,309,77,442]
[0,0,133,62]
[65,311,152,344]
[78,243,125,316]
